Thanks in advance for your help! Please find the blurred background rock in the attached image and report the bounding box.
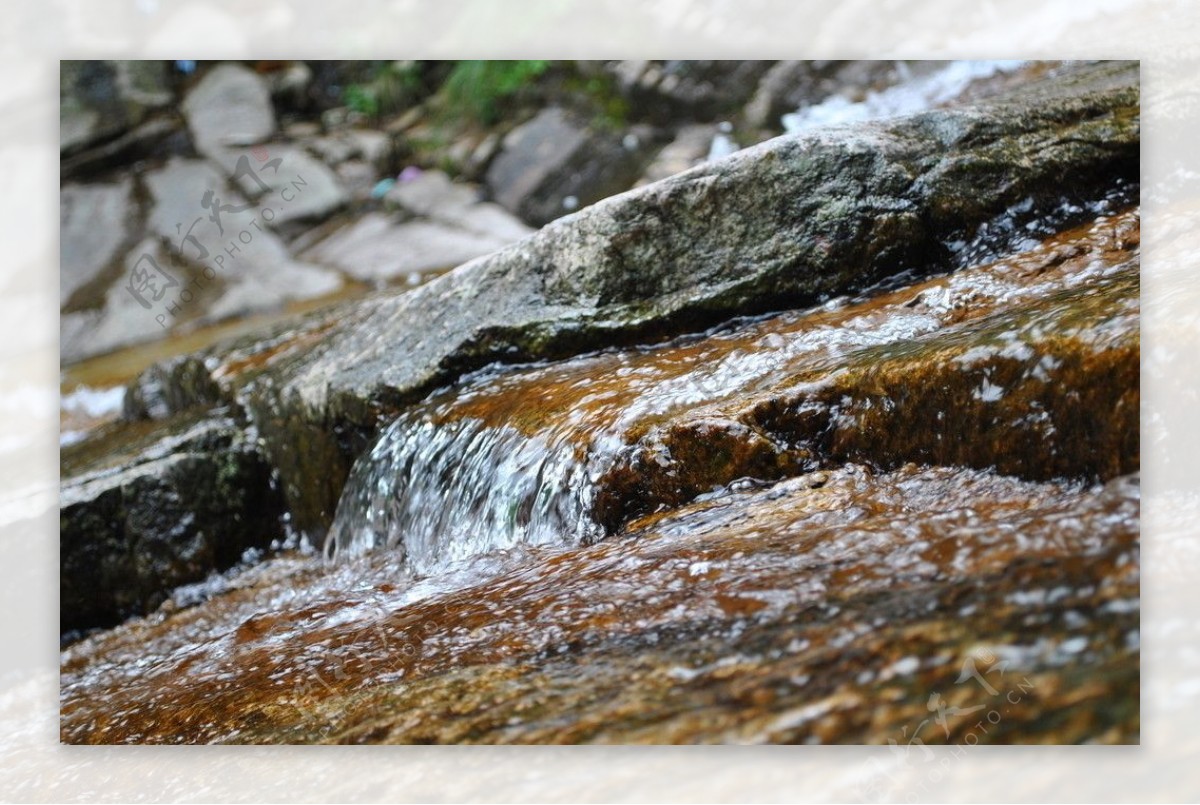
[62,59,1033,375]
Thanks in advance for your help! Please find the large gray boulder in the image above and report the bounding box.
[300,171,534,285]
[120,60,1138,543]
[301,213,518,283]
[387,170,534,243]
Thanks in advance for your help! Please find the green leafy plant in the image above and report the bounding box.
[439,60,551,125]
[343,61,425,120]
[342,83,380,117]
[565,71,630,131]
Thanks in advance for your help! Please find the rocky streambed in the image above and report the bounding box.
[60,61,1139,745]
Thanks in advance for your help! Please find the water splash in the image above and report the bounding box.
[781,60,1027,134]
[326,413,603,572]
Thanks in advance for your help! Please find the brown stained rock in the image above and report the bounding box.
[807,296,1139,484]
[592,222,1139,531]
[60,464,1138,744]
[593,419,791,532]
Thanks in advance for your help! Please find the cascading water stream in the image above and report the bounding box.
[324,203,1138,573]
[325,413,606,571]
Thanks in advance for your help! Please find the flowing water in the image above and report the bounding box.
[780,60,1030,134]
[60,190,1141,743]
[326,204,1139,571]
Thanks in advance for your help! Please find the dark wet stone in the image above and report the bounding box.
[60,117,184,182]
[484,106,649,226]
[60,410,285,633]
[123,354,224,420]
[60,60,172,154]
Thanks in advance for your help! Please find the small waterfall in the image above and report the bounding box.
[321,314,862,569]
[322,294,959,571]
[325,410,607,573]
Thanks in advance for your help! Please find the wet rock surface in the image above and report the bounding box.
[60,464,1138,744]
[326,207,1139,562]
[59,61,1141,746]
[595,216,1139,528]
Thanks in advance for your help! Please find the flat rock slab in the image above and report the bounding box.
[242,145,347,225]
[302,212,516,283]
[301,171,532,284]
[60,179,134,307]
[61,238,197,363]
[387,170,534,243]
[182,63,276,161]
